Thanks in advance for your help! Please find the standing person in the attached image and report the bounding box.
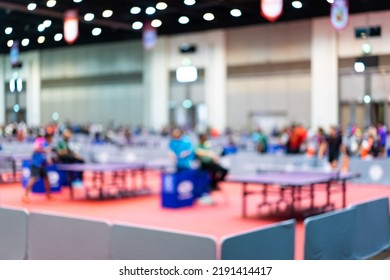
[196,133,229,191]
[22,132,54,202]
[318,126,344,170]
[56,128,85,186]
[377,122,387,157]
[168,128,195,172]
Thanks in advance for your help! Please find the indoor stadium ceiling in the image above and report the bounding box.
[1,0,390,54]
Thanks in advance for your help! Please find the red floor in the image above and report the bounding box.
[1,173,390,260]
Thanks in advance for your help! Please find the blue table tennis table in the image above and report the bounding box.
[226,170,360,218]
[56,162,151,200]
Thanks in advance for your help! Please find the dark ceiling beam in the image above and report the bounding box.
[0,1,134,31]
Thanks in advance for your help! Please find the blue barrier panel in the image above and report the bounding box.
[304,208,356,260]
[0,207,28,260]
[21,160,62,193]
[351,197,390,259]
[221,219,295,260]
[111,224,217,260]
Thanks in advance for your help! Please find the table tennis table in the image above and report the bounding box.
[0,153,30,183]
[56,162,151,200]
[226,170,360,218]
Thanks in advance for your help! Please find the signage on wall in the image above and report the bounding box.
[143,22,157,50]
[64,9,79,45]
[331,0,349,31]
[260,0,283,22]
[10,40,20,68]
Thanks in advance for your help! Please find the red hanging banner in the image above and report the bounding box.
[64,9,79,45]
[143,22,157,50]
[260,0,283,22]
[331,0,349,31]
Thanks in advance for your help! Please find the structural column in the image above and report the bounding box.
[143,37,169,131]
[25,51,41,126]
[205,30,227,133]
[311,18,339,130]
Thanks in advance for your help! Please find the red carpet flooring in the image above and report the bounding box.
[1,172,390,260]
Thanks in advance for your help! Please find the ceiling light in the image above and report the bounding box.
[43,20,52,28]
[5,27,13,35]
[73,0,83,2]
[92,27,102,36]
[184,0,196,6]
[21,39,30,47]
[230,9,242,17]
[102,10,113,18]
[327,0,334,3]
[292,1,303,9]
[38,36,45,44]
[145,7,156,15]
[7,40,14,48]
[132,21,143,30]
[130,7,141,14]
[27,3,37,11]
[361,42,372,55]
[46,0,56,8]
[38,24,45,32]
[54,33,63,41]
[203,13,215,21]
[178,16,189,24]
[354,62,365,73]
[151,19,162,28]
[84,13,95,21]
[363,95,371,104]
[156,2,168,10]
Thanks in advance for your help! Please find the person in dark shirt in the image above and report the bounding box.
[195,133,228,191]
[57,129,84,164]
[319,126,343,170]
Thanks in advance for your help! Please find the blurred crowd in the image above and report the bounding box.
[0,121,388,161]
[247,123,388,160]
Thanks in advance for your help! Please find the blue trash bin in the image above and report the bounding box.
[21,160,62,193]
[161,170,197,208]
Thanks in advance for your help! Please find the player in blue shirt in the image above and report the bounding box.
[22,132,54,202]
[168,128,195,171]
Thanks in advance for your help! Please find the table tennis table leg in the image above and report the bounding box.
[12,159,16,182]
[326,181,331,209]
[290,186,296,216]
[242,183,248,218]
[141,167,147,189]
[342,179,346,208]
[308,184,314,210]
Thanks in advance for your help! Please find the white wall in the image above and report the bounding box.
[225,20,312,130]
[41,41,143,79]
[41,82,143,126]
[338,11,390,58]
[39,41,144,126]
[227,73,311,130]
[227,20,312,66]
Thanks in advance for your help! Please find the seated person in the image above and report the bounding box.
[22,132,54,203]
[168,128,195,172]
[195,133,228,191]
[57,129,85,186]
